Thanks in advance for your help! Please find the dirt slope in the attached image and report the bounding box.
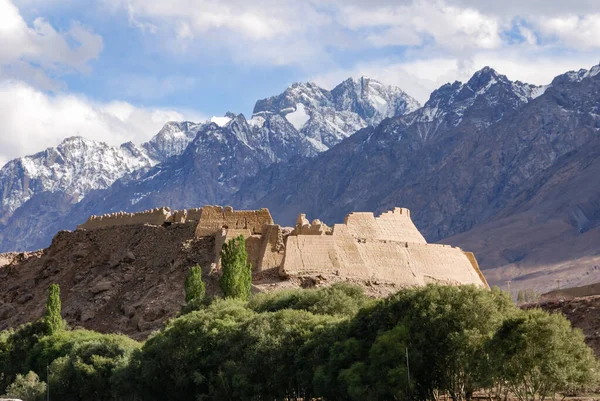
[0,223,216,340]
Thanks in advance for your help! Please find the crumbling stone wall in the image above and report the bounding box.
[281,209,487,288]
[187,208,203,222]
[78,207,172,230]
[256,224,288,271]
[293,214,332,235]
[195,206,274,237]
[344,208,427,244]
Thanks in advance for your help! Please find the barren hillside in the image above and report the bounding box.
[0,223,216,340]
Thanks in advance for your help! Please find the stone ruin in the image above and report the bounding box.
[77,206,488,288]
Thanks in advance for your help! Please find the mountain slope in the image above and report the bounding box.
[240,65,600,291]
[241,68,554,235]
[0,77,418,252]
[252,77,420,150]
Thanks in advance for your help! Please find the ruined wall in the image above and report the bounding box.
[187,208,203,222]
[78,207,172,230]
[256,224,286,271]
[195,206,274,237]
[293,215,332,235]
[210,225,285,272]
[464,252,489,288]
[344,208,427,244]
[281,208,487,288]
[75,204,487,290]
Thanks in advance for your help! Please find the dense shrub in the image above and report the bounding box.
[3,371,46,401]
[248,282,372,317]
[0,320,49,391]
[488,309,599,401]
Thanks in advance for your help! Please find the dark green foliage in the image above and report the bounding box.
[311,285,521,401]
[219,235,252,300]
[46,333,140,401]
[2,284,598,401]
[185,265,206,303]
[45,284,65,335]
[0,325,140,401]
[0,320,48,391]
[248,282,372,317]
[488,309,599,401]
[134,298,255,400]
[3,371,46,401]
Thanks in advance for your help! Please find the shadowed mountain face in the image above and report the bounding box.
[238,66,600,290]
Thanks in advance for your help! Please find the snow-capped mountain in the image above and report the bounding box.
[0,137,155,226]
[400,67,545,141]
[0,77,419,251]
[142,121,204,162]
[252,76,420,150]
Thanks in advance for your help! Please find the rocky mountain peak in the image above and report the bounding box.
[142,121,203,163]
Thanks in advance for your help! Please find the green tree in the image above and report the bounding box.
[517,290,525,303]
[185,265,206,303]
[248,283,371,317]
[45,284,65,335]
[3,371,46,401]
[46,333,140,401]
[488,309,599,401]
[0,320,48,391]
[220,235,252,300]
[135,298,255,401]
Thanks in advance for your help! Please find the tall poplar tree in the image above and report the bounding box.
[220,235,252,300]
[185,265,206,303]
[45,283,65,334]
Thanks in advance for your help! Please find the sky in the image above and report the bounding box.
[1,0,600,166]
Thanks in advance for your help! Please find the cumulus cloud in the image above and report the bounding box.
[0,0,103,88]
[0,80,204,166]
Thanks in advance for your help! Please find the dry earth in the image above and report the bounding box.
[0,223,217,340]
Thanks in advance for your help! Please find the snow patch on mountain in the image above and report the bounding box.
[210,116,232,127]
[285,103,310,130]
[253,77,420,151]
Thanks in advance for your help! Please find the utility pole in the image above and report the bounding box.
[406,346,411,401]
[506,280,512,297]
[556,279,561,290]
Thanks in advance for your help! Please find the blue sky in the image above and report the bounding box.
[1,0,600,165]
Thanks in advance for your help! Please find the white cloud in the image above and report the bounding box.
[338,1,503,51]
[0,0,103,88]
[0,80,205,166]
[534,14,600,49]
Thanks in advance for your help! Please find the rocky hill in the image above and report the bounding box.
[0,223,216,339]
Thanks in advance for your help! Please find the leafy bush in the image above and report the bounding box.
[3,371,46,401]
[488,309,599,401]
[0,320,48,391]
[46,333,140,401]
[248,283,372,317]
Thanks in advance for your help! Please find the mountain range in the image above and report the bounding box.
[1,65,600,293]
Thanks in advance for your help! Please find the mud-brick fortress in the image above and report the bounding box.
[78,206,488,288]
